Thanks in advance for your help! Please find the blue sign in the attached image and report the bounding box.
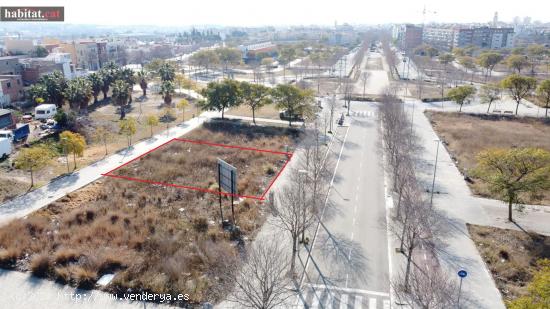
[458,270,467,278]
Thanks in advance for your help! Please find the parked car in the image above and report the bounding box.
[34,104,57,120]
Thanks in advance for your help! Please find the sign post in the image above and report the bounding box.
[217,158,238,226]
[217,163,224,224]
[457,269,467,308]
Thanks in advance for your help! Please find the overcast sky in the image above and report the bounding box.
[3,0,548,26]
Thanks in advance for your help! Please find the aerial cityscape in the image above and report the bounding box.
[0,1,549,308]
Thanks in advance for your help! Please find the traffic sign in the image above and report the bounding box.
[458,270,467,278]
[217,158,237,194]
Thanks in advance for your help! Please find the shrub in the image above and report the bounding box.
[30,254,52,277]
[54,248,80,265]
[193,218,209,233]
[71,265,97,289]
[0,248,20,269]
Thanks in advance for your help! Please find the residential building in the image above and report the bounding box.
[20,53,74,84]
[75,42,100,71]
[0,56,24,75]
[422,27,456,51]
[0,75,24,105]
[393,24,423,50]
[239,41,277,63]
[423,26,514,51]
[4,38,34,55]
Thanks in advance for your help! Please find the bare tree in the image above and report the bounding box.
[229,239,293,309]
[327,94,338,133]
[394,267,458,309]
[361,72,369,98]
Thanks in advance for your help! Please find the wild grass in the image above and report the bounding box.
[427,111,550,204]
[0,121,300,305]
[468,224,550,302]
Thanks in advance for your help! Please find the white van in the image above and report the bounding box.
[0,138,11,159]
[35,104,57,120]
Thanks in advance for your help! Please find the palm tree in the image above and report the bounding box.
[158,62,176,81]
[118,67,136,103]
[98,62,119,100]
[63,77,93,114]
[159,80,175,105]
[137,70,148,97]
[87,72,103,104]
[112,80,130,119]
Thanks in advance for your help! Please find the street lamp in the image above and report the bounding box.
[61,137,70,173]
[430,139,441,208]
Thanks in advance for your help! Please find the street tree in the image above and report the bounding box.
[146,115,159,137]
[272,84,314,126]
[99,62,119,100]
[506,54,529,74]
[87,72,103,104]
[216,47,241,78]
[479,83,503,113]
[501,74,537,115]
[458,56,476,83]
[200,79,242,119]
[176,98,189,121]
[240,82,272,124]
[63,77,93,113]
[27,83,49,105]
[117,67,136,103]
[536,79,550,117]
[190,50,219,76]
[119,117,137,147]
[111,80,130,119]
[93,125,113,156]
[438,53,455,71]
[228,239,292,309]
[59,131,86,170]
[477,52,503,80]
[447,85,476,112]
[473,148,550,222]
[527,44,547,75]
[394,267,457,309]
[278,47,296,82]
[14,146,52,188]
[136,70,148,97]
[159,80,176,105]
[361,72,369,98]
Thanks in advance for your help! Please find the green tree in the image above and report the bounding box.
[506,54,529,74]
[87,72,103,104]
[479,83,502,113]
[146,115,159,137]
[98,62,119,100]
[501,74,537,115]
[473,148,550,222]
[447,85,476,112]
[39,71,67,107]
[63,77,92,113]
[508,259,550,309]
[240,82,272,124]
[159,80,176,105]
[527,44,547,75]
[216,47,242,78]
[176,98,189,121]
[477,52,503,80]
[111,80,130,119]
[30,46,49,58]
[27,83,49,105]
[272,84,314,126]
[190,50,219,76]
[438,53,455,71]
[14,146,53,188]
[119,117,137,147]
[458,56,477,83]
[536,80,550,117]
[200,79,242,119]
[278,47,297,82]
[136,70,148,97]
[158,62,176,82]
[144,58,165,75]
[117,67,136,103]
[59,131,86,170]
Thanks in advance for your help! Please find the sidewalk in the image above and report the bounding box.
[0,111,218,226]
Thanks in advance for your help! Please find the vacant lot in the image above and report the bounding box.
[226,103,281,120]
[0,121,300,306]
[427,112,550,205]
[468,224,550,303]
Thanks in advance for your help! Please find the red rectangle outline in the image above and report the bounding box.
[101,138,292,201]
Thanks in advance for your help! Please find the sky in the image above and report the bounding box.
[2,0,549,26]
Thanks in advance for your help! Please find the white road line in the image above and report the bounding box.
[304,284,390,297]
[355,295,363,309]
[339,294,349,309]
[369,297,377,309]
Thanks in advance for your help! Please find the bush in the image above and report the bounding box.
[0,248,20,269]
[193,218,209,233]
[30,254,52,277]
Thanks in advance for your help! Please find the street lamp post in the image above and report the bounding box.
[430,139,441,208]
[61,137,70,173]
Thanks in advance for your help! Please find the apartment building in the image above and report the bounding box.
[0,75,24,105]
[393,24,423,50]
[4,38,34,55]
[422,26,515,51]
[0,56,24,75]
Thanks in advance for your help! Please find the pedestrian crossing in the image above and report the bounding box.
[289,286,391,309]
[350,111,376,118]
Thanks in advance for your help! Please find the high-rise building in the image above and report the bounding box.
[422,26,514,51]
[392,24,423,51]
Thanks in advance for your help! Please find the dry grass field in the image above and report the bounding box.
[0,121,301,306]
[427,111,550,205]
[226,103,281,120]
[468,224,550,303]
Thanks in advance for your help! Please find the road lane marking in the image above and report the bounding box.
[355,295,363,309]
[304,284,390,297]
[339,294,349,309]
[369,297,377,308]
